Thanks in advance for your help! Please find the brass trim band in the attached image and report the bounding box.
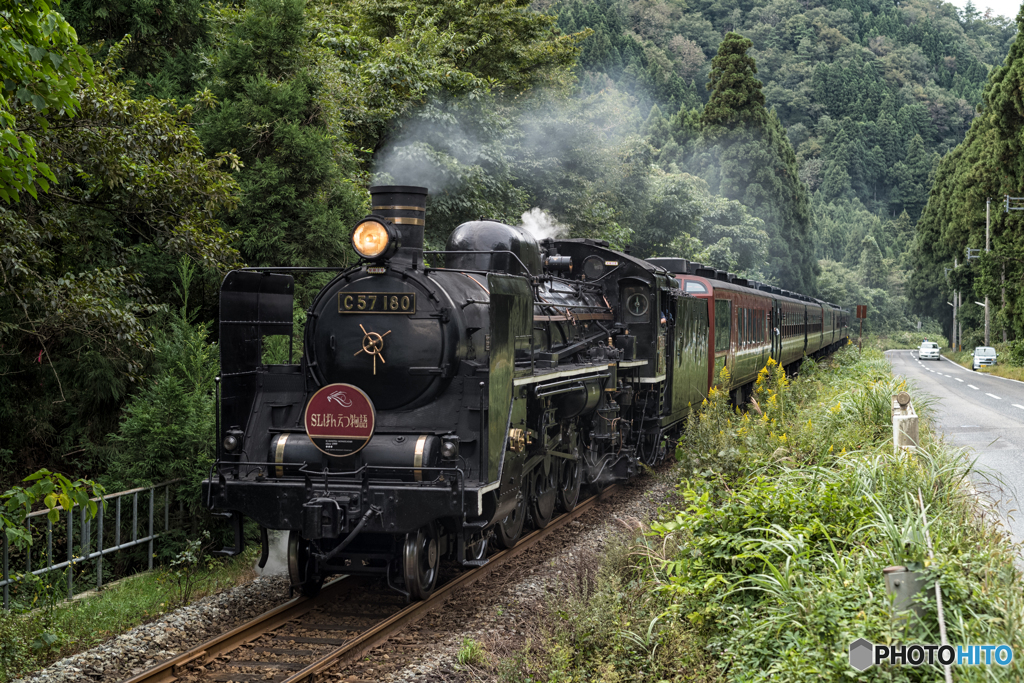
[275,433,288,478]
[373,205,425,211]
[414,434,427,482]
[390,217,425,226]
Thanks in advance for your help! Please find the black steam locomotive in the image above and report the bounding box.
[203,186,848,599]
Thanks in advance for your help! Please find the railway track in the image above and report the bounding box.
[124,485,620,683]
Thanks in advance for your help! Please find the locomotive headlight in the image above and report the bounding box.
[352,219,398,260]
[441,439,459,460]
[223,435,239,451]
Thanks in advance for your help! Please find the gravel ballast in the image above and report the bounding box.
[13,467,679,683]
[12,574,293,683]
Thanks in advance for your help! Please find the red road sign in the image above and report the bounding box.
[856,305,867,319]
[304,383,375,456]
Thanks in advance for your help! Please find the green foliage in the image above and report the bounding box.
[504,89,648,249]
[62,0,209,99]
[556,0,1010,227]
[817,258,913,334]
[167,530,213,607]
[700,32,764,130]
[1006,339,1024,367]
[99,260,217,512]
[0,469,103,549]
[635,168,768,274]
[912,8,1024,346]
[677,365,741,478]
[0,0,94,203]
[690,33,816,293]
[512,348,1024,681]
[456,637,486,666]
[0,545,260,680]
[0,44,239,486]
[198,0,365,269]
[885,325,948,350]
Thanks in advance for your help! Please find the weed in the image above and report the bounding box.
[504,347,1024,681]
[168,531,214,608]
[457,637,486,666]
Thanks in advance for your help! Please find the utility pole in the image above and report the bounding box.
[958,290,963,351]
[985,198,990,346]
[953,257,958,352]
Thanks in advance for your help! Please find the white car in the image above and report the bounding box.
[918,341,940,361]
[972,346,997,370]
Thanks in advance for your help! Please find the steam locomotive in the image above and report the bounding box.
[202,186,848,599]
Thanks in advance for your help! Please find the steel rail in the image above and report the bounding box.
[123,484,619,683]
[120,577,349,683]
[282,484,619,682]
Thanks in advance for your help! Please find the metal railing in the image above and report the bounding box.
[1,480,181,609]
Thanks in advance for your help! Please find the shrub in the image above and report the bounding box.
[98,260,216,516]
[511,346,1024,681]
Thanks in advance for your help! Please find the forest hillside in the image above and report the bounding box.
[0,0,1017,494]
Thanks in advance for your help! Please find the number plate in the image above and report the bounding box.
[338,292,417,314]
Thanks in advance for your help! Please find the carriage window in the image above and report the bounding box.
[684,280,708,294]
[714,300,731,351]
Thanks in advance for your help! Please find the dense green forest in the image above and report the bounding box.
[551,0,1016,332]
[911,5,1024,349]
[0,0,1019,496]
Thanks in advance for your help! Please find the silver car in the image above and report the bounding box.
[918,341,940,361]
[973,346,997,370]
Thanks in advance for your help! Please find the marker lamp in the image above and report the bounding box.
[352,219,398,260]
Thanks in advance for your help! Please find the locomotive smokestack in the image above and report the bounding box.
[369,185,427,266]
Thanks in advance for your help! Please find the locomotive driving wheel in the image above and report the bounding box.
[557,431,583,511]
[529,464,558,529]
[494,478,527,549]
[287,530,324,598]
[403,523,440,601]
[465,532,488,562]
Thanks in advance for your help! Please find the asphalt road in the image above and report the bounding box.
[886,349,1024,545]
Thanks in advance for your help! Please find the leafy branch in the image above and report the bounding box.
[1,469,104,549]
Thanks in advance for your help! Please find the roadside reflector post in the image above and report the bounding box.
[892,391,918,454]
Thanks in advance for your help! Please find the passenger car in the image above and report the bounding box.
[918,341,940,361]
[973,346,997,370]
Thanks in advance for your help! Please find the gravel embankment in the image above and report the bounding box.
[13,574,294,683]
[332,469,679,682]
[14,466,679,683]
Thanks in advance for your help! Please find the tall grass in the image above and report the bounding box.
[498,347,1024,682]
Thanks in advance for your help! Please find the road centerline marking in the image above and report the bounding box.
[986,393,1002,400]
[968,385,979,390]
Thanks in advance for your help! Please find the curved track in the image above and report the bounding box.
[123,485,619,683]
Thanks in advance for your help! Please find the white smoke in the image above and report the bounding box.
[255,530,289,576]
[519,207,568,242]
[371,101,482,193]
